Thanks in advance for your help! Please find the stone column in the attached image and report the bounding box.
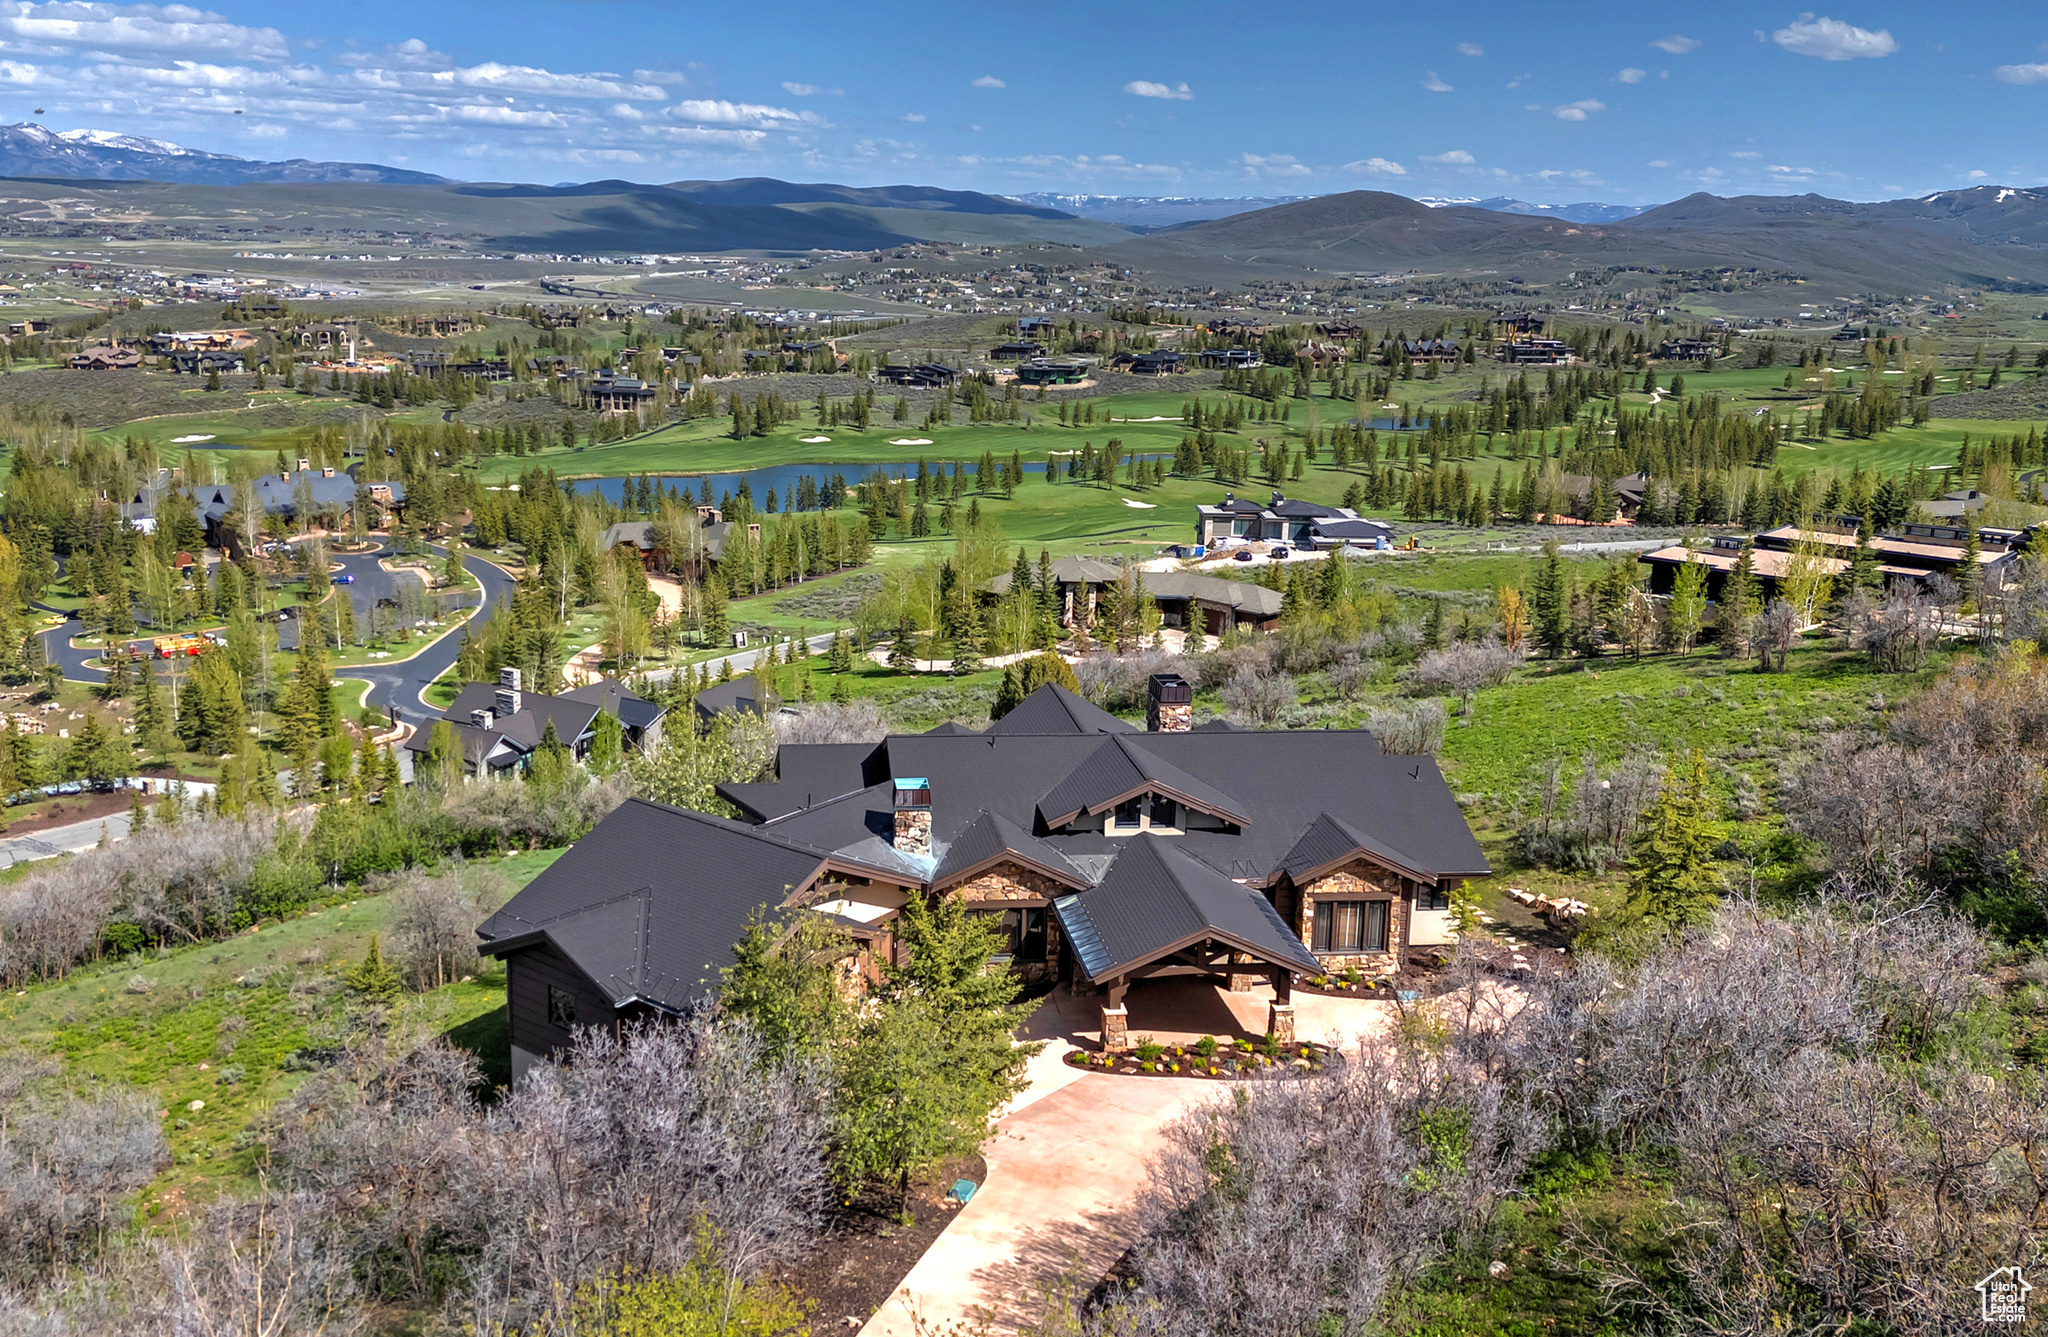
[1267,1002,1295,1046]
[1101,1005,1129,1053]
[1226,952,1260,992]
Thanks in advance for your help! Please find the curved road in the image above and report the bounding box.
[39,542,518,726]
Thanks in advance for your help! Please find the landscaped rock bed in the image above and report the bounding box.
[1065,1037,1330,1078]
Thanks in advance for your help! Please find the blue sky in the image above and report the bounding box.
[0,0,2044,202]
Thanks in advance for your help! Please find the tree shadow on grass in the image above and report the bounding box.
[443,1002,510,1096]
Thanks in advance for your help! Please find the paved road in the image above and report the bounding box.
[38,542,517,726]
[0,778,218,868]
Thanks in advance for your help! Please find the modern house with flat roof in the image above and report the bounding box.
[984,556,1286,634]
[475,678,1485,1078]
[1194,492,1394,550]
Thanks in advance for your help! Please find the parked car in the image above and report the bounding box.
[1269,545,1291,559]
[331,573,355,585]
[1233,548,1256,563]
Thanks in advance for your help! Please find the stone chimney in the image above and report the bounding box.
[496,665,522,718]
[1147,673,1193,733]
[470,708,495,731]
[893,777,932,859]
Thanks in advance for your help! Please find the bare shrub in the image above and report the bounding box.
[769,699,889,745]
[1193,639,1278,692]
[1843,584,1944,672]
[1513,752,1663,871]
[1070,649,1181,711]
[1326,652,1378,700]
[381,862,509,992]
[1220,668,1296,725]
[1365,699,1446,756]
[440,768,631,850]
[1408,640,1520,710]
[0,811,299,988]
[0,1085,168,1285]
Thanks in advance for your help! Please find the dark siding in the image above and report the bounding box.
[505,940,618,1059]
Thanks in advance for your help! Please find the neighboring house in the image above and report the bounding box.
[1656,338,1718,361]
[476,677,1486,1078]
[1553,472,1650,520]
[1639,521,2029,597]
[404,668,652,779]
[984,556,1285,634]
[561,678,669,754]
[168,350,245,376]
[600,517,735,572]
[1193,348,1263,369]
[1014,358,1091,386]
[1501,338,1572,365]
[1117,350,1185,375]
[589,372,658,414]
[1400,338,1459,362]
[693,673,770,731]
[988,341,1044,360]
[1915,489,1990,521]
[1194,491,1395,550]
[876,363,961,388]
[69,344,140,370]
[1018,316,1055,338]
[180,470,404,548]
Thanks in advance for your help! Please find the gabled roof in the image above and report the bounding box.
[560,678,667,732]
[695,673,767,723]
[444,683,601,752]
[718,741,882,822]
[933,809,1089,892]
[1274,811,1436,886]
[475,798,892,1012]
[1036,733,1250,829]
[1053,835,1320,982]
[986,683,1137,736]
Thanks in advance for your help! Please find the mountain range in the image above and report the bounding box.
[2,123,2047,292]
[0,122,449,186]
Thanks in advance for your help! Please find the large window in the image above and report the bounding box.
[977,906,1047,961]
[547,983,577,1029]
[1313,900,1390,954]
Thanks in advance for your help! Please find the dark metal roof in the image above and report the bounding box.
[932,809,1089,891]
[1276,811,1435,885]
[475,798,866,1011]
[560,678,667,732]
[1052,835,1320,982]
[986,683,1137,736]
[694,674,766,724]
[718,741,882,822]
[1036,733,1250,829]
[439,683,601,752]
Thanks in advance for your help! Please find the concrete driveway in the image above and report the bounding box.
[856,980,1401,1334]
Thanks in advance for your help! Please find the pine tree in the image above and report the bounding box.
[1626,750,1719,927]
[133,654,169,763]
[344,933,403,1005]
[1531,539,1569,657]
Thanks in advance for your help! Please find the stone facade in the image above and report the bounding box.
[1268,1002,1295,1045]
[1148,699,1193,732]
[894,806,932,858]
[951,861,1065,980]
[1101,1004,1129,1052]
[1289,859,1408,975]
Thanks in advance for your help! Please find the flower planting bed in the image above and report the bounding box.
[1293,974,1415,1001]
[1065,1037,1330,1079]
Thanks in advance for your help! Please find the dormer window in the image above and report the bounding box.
[1106,793,1184,836]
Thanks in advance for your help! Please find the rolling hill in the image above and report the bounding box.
[1110,188,2048,291]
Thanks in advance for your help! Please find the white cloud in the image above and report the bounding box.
[971,74,1003,88]
[1770,164,1816,175]
[1420,69,1453,92]
[244,121,285,137]
[455,103,563,127]
[1421,149,1474,164]
[902,112,925,122]
[0,1,287,60]
[669,98,818,128]
[1966,168,1989,179]
[1647,158,1671,167]
[1344,156,1406,175]
[1731,150,1762,159]
[780,81,820,96]
[435,63,664,100]
[1240,152,1311,178]
[1456,42,1483,56]
[1552,99,1605,120]
[0,57,37,82]
[1506,72,1529,88]
[1124,79,1192,99]
[1615,67,1646,83]
[1772,15,1897,61]
[1652,34,1702,54]
[1993,63,2048,84]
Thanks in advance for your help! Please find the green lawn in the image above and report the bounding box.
[0,848,563,1210]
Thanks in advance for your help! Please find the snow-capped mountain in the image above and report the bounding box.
[1421,195,1646,223]
[0,122,448,186]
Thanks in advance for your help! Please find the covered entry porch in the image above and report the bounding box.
[1050,835,1321,1052]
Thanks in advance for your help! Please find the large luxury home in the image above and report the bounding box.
[475,677,1486,1078]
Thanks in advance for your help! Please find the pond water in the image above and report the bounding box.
[1346,417,1423,432]
[560,455,1171,506]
